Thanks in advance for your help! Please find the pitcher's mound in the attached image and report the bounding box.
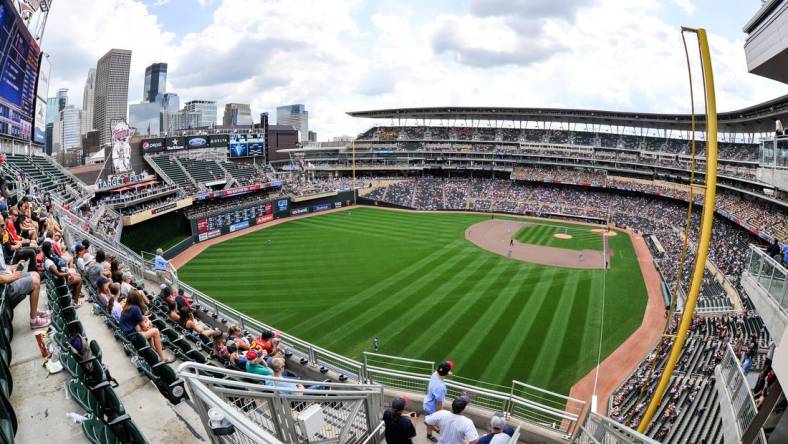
[554,233,573,239]
[592,229,617,236]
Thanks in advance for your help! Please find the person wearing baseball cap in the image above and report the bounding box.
[423,360,453,442]
[245,350,273,377]
[383,397,417,444]
[424,396,478,444]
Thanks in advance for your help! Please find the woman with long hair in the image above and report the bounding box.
[120,289,172,363]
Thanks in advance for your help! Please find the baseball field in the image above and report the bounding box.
[177,207,648,394]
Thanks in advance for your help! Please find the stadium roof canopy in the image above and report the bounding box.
[348,94,788,134]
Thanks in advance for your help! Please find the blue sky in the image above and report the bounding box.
[44,0,787,138]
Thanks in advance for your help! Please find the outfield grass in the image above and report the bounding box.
[179,207,648,394]
[514,222,605,251]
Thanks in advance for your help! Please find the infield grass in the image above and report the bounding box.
[514,222,605,251]
[178,207,648,394]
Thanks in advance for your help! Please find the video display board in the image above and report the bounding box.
[0,0,40,141]
[32,52,48,144]
[229,133,265,158]
[193,201,273,242]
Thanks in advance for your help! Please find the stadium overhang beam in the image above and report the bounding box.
[348,94,788,135]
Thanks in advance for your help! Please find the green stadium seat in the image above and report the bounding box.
[67,379,100,415]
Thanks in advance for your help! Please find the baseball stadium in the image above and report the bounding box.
[0,1,787,444]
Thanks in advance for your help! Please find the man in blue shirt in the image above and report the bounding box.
[782,243,788,265]
[423,361,452,442]
[154,248,173,285]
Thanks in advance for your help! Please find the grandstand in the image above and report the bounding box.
[0,1,786,443]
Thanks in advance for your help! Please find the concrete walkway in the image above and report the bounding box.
[9,288,207,443]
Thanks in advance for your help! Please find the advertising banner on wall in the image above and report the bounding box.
[141,138,165,154]
[165,137,185,151]
[186,135,209,149]
[209,134,229,147]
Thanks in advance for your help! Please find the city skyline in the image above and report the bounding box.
[41,0,788,140]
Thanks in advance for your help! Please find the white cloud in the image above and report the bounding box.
[41,0,787,139]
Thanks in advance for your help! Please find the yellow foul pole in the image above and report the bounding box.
[352,139,357,205]
[637,27,718,433]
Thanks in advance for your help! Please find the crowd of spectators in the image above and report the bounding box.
[357,126,760,161]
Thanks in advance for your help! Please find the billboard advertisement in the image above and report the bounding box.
[0,0,40,141]
[209,134,229,147]
[186,135,209,149]
[111,121,134,173]
[32,95,44,143]
[165,136,185,151]
[141,138,165,154]
[229,133,265,158]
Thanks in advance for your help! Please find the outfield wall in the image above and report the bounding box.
[188,190,356,243]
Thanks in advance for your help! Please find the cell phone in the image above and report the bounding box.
[15,259,27,271]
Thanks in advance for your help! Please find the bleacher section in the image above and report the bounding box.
[179,158,226,185]
[148,155,195,191]
[146,155,268,191]
[4,154,86,204]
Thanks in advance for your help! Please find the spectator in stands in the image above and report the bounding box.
[95,276,111,307]
[108,282,123,322]
[782,242,788,266]
[1,215,36,272]
[227,325,251,350]
[423,361,452,442]
[167,300,180,323]
[179,307,215,337]
[120,289,173,363]
[424,397,478,444]
[41,240,83,306]
[81,240,94,264]
[0,217,47,329]
[383,397,418,444]
[766,239,781,260]
[110,259,124,284]
[175,288,193,311]
[477,415,512,444]
[74,244,88,273]
[154,248,173,285]
[268,357,304,396]
[120,271,134,297]
[87,249,111,287]
[246,350,273,376]
[212,333,229,361]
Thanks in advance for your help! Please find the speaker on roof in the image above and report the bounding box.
[776,120,784,135]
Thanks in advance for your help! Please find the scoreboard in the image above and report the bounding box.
[192,201,274,242]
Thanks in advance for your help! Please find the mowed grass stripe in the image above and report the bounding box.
[178,207,648,393]
[342,252,495,358]
[527,272,581,389]
[289,241,464,335]
[478,267,562,383]
[319,247,479,351]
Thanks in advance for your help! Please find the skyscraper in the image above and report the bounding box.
[276,104,309,142]
[81,69,95,135]
[56,88,68,111]
[130,92,179,135]
[143,63,167,103]
[184,100,217,128]
[54,105,82,151]
[93,49,132,146]
[222,103,252,126]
